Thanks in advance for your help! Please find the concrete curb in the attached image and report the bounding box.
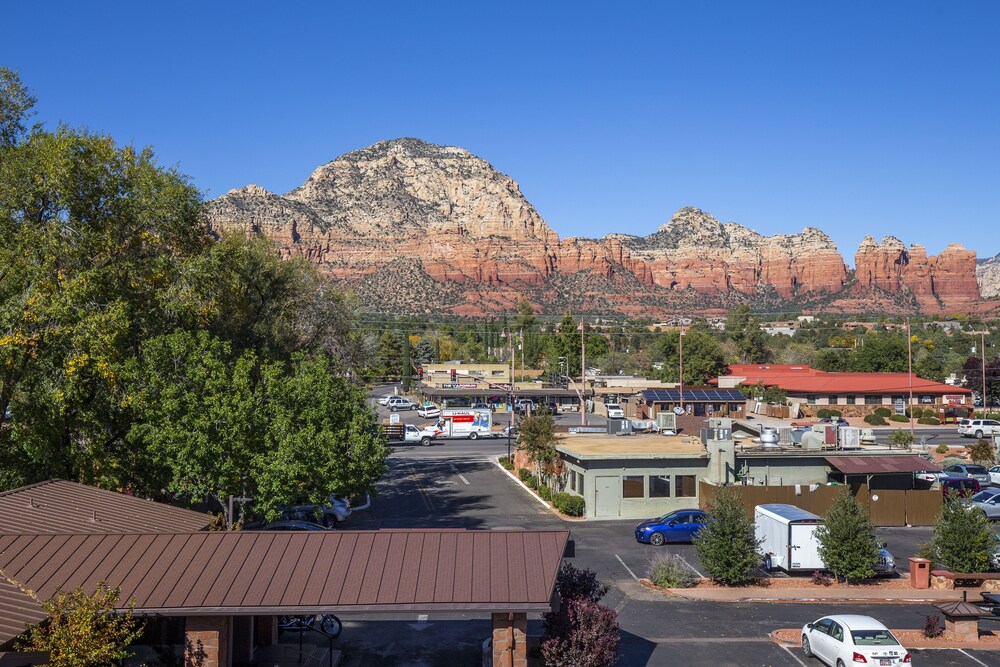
[491,456,586,522]
[770,629,1000,650]
[639,579,962,605]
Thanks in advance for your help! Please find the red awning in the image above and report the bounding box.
[825,455,941,475]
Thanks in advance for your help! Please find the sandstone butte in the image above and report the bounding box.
[204,138,994,317]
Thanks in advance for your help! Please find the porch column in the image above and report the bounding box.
[185,616,231,667]
[492,612,527,667]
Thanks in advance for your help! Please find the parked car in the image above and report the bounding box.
[801,615,910,667]
[279,495,352,526]
[606,404,625,419]
[943,463,992,486]
[514,399,535,415]
[940,476,981,497]
[385,396,418,411]
[914,470,942,485]
[989,465,1000,486]
[417,404,441,419]
[634,509,708,546]
[255,520,329,531]
[971,488,1000,520]
[538,401,559,415]
[958,418,1000,439]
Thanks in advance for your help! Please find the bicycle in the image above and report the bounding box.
[277,614,343,638]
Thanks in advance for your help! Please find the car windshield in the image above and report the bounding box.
[850,629,899,646]
[973,491,999,502]
[654,511,681,523]
[968,466,989,474]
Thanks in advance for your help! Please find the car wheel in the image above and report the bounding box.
[391,406,397,412]
[421,437,432,447]
[977,430,985,439]
[469,432,478,441]
[649,532,665,546]
[764,554,773,572]
[837,660,846,667]
[801,636,812,658]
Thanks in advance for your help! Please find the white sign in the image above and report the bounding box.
[389,413,400,425]
[944,394,967,405]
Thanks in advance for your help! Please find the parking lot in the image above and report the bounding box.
[335,439,1000,666]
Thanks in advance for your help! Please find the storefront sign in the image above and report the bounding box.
[944,394,967,405]
[893,398,905,415]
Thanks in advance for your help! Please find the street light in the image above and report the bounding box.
[558,356,566,385]
[578,322,587,426]
[502,328,515,460]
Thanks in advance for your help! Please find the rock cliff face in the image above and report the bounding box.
[979,253,1000,300]
[205,138,988,316]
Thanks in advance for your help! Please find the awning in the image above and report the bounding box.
[825,455,941,475]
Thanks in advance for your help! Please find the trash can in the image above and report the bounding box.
[909,557,930,589]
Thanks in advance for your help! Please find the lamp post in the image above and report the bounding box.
[578,322,587,426]
[559,356,566,386]
[679,329,686,413]
[502,328,515,460]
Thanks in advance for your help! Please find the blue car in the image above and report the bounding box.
[634,509,708,546]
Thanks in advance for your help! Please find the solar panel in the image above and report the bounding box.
[640,389,746,402]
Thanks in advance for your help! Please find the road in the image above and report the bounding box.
[331,439,1000,666]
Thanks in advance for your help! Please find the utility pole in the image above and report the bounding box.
[520,328,524,383]
[578,322,587,426]
[907,319,914,438]
[679,329,686,412]
[983,330,989,416]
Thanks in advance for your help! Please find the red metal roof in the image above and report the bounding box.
[0,480,210,534]
[0,529,568,644]
[718,364,970,395]
[825,455,942,475]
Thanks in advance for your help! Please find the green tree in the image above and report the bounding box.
[815,490,880,582]
[654,329,727,385]
[725,305,770,364]
[813,348,850,372]
[16,582,145,667]
[375,331,403,381]
[889,429,915,450]
[519,412,561,482]
[401,332,412,391]
[968,439,996,466]
[0,68,36,147]
[693,487,762,585]
[847,334,908,372]
[929,492,998,573]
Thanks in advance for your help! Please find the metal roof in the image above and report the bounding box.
[755,504,822,523]
[641,389,746,402]
[0,529,568,644]
[825,455,941,475]
[0,480,210,534]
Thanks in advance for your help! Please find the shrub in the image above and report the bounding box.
[811,570,832,587]
[553,493,585,517]
[551,562,609,605]
[923,615,943,639]
[935,443,950,454]
[499,456,514,470]
[968,439,996,465]
[827,409,842,417]
[889,429,914,449]
[647,553,697,588]
[874,407,892,418]
[928,491,998,572]
[541,598,620,667]
[942,456,967,469]
[918,416,941,425]
[539,485,553,501]
[525,475,538,490]
[906,407,924,419]
[694,486,762,586]
[864,414,888,426]
[518,468,533,482]
[816,489,879,582]
[889,414,908,422]
[816,408,832,418]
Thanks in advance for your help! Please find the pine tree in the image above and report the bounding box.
[815,490,880,582]
[694,487,762,585]
[930,491,998,573]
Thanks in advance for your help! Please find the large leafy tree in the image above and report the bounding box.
[847,333,908,373]
[725,305,770,364]
[654,329,727,385]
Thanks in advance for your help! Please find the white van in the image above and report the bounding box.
[432,408,494,440]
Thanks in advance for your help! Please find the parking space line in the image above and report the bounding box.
[779,643,808,667]
[615,554,639,581]
[449,464,470,485]
[959,649,991,667]
[676,553,705,579]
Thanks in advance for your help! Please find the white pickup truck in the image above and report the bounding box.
[400,424,438,447]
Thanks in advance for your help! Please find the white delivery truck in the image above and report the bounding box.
[432,408,494,440]
[755,504,825,573]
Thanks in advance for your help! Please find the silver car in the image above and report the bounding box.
[972,489,1000,520]
[944,463,993,487]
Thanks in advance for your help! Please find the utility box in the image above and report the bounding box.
[909,557,930,589]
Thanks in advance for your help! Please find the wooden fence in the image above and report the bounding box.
[699,481,942,527]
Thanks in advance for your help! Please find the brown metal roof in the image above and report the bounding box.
[0,480,210,534]
[825,455,941,475]
[0,529,567,644]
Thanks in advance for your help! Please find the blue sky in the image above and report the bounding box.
[4,1,999,261]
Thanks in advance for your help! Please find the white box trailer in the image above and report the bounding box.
[755,504,825,573]
[432,408,494,440]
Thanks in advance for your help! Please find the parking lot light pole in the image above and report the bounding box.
[578,322,587,426]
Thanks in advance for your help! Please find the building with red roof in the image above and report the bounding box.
[713,364,972,420]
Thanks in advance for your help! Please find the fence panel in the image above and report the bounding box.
[867,490,907,527]
[905,490,942,526]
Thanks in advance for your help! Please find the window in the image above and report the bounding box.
[865,395,882,405]
[806,394,817,404]
[846,395,856,405]
[578,475,584,496]
[830,622,844,642]
[827,395,838,405]
[649,476,671,498]
[675,475,697,498]
[920,395,933,404]
[623,475,644,498]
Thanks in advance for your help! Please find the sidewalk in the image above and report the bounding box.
[652,581,970,604]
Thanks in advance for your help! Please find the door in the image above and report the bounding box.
[825,621,846,664]
[808,618,833,662]
[594,476,619,518]
[789,523,823,570]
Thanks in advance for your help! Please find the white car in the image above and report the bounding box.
[417,404,441,419]
[990,465,1000,486]
[606,403,625,419]
[958,418,1000,439]
[801,615,910,666]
